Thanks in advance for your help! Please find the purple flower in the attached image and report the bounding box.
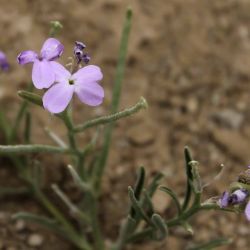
[0,51,9,71]
[17,38,64,89]
[218,189,250,221]
[42,62,104,113]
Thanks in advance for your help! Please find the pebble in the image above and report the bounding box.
[211,109,243,129]
[27,234,44,247]
[15,220,26,232]
[126,123,156,146]
[211,128,250,162]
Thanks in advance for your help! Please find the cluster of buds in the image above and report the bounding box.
[74,41,90,65]
[218,167,250,221]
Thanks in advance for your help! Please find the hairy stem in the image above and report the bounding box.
[0,144,73,154]
[74,97,147,133]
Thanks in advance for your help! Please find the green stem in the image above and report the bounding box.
[93,7,133,193]
[88,193,105,250]
[62,109,77,150]
[34,189,91,250]
[0,144,73,154]
[127,203,221,244]
[52,184,90,224]
[74,97,147,133]
[112,216,136,250]
[10,83,33,142]
[0,110,11,141]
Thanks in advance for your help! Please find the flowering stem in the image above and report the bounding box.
[61,109,77,151]
[92,7,133,193]
[74,97,147,133]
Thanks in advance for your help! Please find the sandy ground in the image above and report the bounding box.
[0,0,250,249]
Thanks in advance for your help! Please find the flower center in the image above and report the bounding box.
[68,79,74,85]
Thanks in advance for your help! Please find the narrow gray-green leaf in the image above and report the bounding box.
[159,186,181,215]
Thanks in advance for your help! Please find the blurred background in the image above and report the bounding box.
[0,0,250,249]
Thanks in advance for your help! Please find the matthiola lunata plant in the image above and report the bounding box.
[0,8,248,250]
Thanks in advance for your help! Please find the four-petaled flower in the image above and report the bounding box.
[17,38,64,89]
[43,63,104,113]
[0,51,9,71]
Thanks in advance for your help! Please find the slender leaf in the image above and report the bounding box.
[159,186,181,215]
[188,238,233,250]
[130,166,146,217]
[128,186,154,226]
[151,213,168,241]
[12,212,66,236]
[182,146,193,211]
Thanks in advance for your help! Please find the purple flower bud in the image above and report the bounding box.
[82,53,90,64]
[0,51,9,71]
[74,48,84,64]
[218,191,230,208]
[75,41,86,50]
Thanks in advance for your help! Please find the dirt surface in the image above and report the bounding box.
[0,0,250,249]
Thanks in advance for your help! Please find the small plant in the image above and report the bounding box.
[0,7,248,250]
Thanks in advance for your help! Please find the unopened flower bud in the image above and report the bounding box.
[82,53,90,64]
[75,41,86,50]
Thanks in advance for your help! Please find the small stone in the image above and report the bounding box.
[126,123,156,146]
[15,220,26,232]
[186,98,198,113]
[27,234,44,247]
[211,129,250,162]
[211,109,244,129]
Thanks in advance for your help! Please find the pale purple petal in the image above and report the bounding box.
[75,81,104,106]
[40,38,64,61]
[218,191,229,208]
[230,189,248,204]
[32,61,55,89]
[50,61,71,82]
[17,50,38,65]
[43,83,74,114]
[244,201,250,221]
[72,65,103,83]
